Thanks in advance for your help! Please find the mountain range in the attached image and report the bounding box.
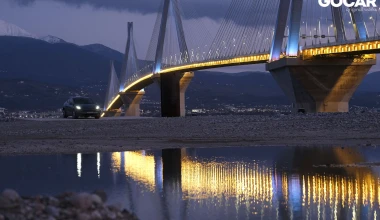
[0,20,380,111]
[0,19,66,44]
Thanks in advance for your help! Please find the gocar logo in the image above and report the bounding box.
[318,0,377,7]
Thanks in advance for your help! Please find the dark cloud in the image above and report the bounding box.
[11,0,36,6]
[52,0,161,14]
[8,0,231,20]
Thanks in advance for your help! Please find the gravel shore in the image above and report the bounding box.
[0,189,137,220]
[0,113,380,155]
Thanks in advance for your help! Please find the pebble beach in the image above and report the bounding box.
[0,113,379,155]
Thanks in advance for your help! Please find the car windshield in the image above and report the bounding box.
[73,98,94,104]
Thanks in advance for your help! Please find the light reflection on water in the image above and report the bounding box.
[76,153,81,178]
[1,146,380,220]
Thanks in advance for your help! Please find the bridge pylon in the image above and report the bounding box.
[347,0,368,40]
[120,22,140,91]
[268,0,375,113]
[331,7,347,42]
[270,0,304,60]
[153,0,192,117]
[118,22,146,117]
[103,61,123,117]
[153,0,189,74]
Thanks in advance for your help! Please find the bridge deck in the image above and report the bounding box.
[106,39,380,112]
[302,40,380,58]
[106,54,270,111]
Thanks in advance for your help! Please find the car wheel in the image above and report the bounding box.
[95,115,100,119]
[73,111,79,119]
[63,110,68,118]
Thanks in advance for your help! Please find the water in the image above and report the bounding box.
[1,146,380,220]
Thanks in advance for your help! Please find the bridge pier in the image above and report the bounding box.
[159,72,194,117]
[266,56,375,113]
[102,109,122,117]
[162,149,182,182]
[119,90,145,117]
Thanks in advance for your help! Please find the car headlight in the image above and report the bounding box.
[96,106,100,110]
[75,106,81,110]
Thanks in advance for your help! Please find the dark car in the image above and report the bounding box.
[62,97,102,119]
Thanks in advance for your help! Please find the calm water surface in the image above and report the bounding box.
[1,146,380,220]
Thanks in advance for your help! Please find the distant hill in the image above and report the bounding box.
[184,71,287,107]
[0,71,287,111]
[0,36,121,86]
[81,44,124,62]
[81,43,152,68]
[2,70,380,111]
[1,35,380,111]
[0,19,69,44]
[0,19,36,39]
[0,79,105,111]
[40,35,67,44]
[2,67,380,111]
[142,71,288,109]
[351,92,380,108]
[145,70,380,109]
[358,71,380,92]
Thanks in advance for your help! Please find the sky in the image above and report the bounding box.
[0,0,267,72]
[1,0,380,73]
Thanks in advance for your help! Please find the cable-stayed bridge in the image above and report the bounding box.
[103,0,380,117]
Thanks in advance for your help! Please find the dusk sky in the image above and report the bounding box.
[0,0,270,72]
[1,0,380,72]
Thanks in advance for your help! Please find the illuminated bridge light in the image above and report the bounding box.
[124,151,157,191]
[159,54,270,75]
[77,153,82,178]
[181,158,274,204]
[298,171,380,215]
[111,152,122,173]
[107,151,380,218]
[97,152,100,178]
[105,94,120,111]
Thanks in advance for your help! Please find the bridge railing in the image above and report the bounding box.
[121,50,270,92]
[303,35,380,49]
[160,51,270,69]
[122,63,155,91]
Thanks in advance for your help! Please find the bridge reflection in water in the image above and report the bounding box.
[103,147,380,220]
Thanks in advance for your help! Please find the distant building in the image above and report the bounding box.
[191,109,205,116]
[0,108,6,117]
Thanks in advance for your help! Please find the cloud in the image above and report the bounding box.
[11,0,36,6]
[6,0,282,30]
[8,0,231,20]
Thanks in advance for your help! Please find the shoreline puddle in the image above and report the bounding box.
[1,146,380,219]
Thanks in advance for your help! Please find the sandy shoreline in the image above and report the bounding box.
[1,113,380,155]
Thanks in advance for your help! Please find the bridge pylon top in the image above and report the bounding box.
[120,22,139,91]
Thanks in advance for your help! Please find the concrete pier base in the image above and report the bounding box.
[160,72,194,117]
[119,90,145,117]
[266,56,376,113]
